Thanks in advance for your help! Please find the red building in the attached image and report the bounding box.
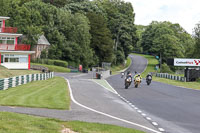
[0,16,35,69]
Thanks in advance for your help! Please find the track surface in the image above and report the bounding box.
[107,55,200,133]
[0,72,159,133]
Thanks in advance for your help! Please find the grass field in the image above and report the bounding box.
[63,121,145,133]
[0,112,144,133]
[133,53,200,90]
[0,77,70,109]
[31,63,70,73]
[0,65,40,79]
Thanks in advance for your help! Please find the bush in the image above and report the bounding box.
[54,60,68,67]
[161,63,172,73]
[68,61,79,68]
[31,59,68,67]
[47,59,54,65]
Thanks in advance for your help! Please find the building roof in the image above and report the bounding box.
[0,33,22,37]
[0,50,35,54]
[37,35,50,45]
[0,16,10,21]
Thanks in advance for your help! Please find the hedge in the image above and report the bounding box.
[32,59,68,68]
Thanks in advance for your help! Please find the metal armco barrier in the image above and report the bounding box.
[0,72,54,90]
[156,73,186,82]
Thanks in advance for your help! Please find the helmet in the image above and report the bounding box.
[127,71,131,75]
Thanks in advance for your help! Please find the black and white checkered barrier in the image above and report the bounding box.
[0,72,54,90]
[156,73,186,82]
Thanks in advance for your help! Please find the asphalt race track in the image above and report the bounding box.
[107,54,200,133]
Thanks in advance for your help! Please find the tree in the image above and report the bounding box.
[97,0,138,63]
[42,0,69,7]
[141,21,194,62]
[87,12,114,64]
[193,23,200,58]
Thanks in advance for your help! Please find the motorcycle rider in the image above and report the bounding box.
[146,73,152,81]
[121,71,125,78]
[134,73,142,82]
[126,71,132,80]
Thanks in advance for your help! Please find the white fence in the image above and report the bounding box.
[0,72,54,90]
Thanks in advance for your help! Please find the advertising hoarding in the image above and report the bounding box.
[174,58,200,66]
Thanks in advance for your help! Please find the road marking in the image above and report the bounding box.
[104,80,118,94]
[146,117,152,120]
[92,79,117,94]
[104,78,166,133]
[152,122,158,126]
[158,128,165,132]
[142,113,146,116]
[66,79,162,133]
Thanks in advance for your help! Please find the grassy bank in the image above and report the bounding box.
[0,112,144,133]
[0,66,40,79]
[111,57,131,74]
[63,121,145,133]
[0,77,70,109]
[133,53,200,90]
[31,63,70,73]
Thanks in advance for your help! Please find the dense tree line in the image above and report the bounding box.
[1,0,199,70]
[0,0,137,68]
[136,21,200,72]
[140,21,195,62]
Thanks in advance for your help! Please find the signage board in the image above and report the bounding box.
[174,58,200,66]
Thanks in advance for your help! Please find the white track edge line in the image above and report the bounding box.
[105,80,118,94]
[91,79,117,94]
[66,79,162,133]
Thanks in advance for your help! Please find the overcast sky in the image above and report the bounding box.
[125,0,200,34]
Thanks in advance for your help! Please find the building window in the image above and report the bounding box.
[19,57,28,63]
[2,54,28,63]
[0,37,15,44]
[4,58,9,62]
[10,58,19,62]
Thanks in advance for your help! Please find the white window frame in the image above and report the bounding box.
[0,37,15,44]
[2,54,28,63]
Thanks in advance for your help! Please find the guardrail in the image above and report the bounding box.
[0,72,54,90]
[156,73,186,82]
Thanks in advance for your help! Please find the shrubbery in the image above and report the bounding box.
[54,60,68,67]
[32,59,68,68]
[161,63,172,73]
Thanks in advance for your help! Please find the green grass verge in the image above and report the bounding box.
[31,63,70,73]
[0,112,144,133]
[111,57,131,75]
[63,121,145,133]
[0,77,70,109]
[132,53,200,90]
[0,65,40,79]
[0,112,61,133]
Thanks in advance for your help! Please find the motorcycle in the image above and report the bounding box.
[134,76,141,88]
[125,76,132,89]
[146,75,152,85]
